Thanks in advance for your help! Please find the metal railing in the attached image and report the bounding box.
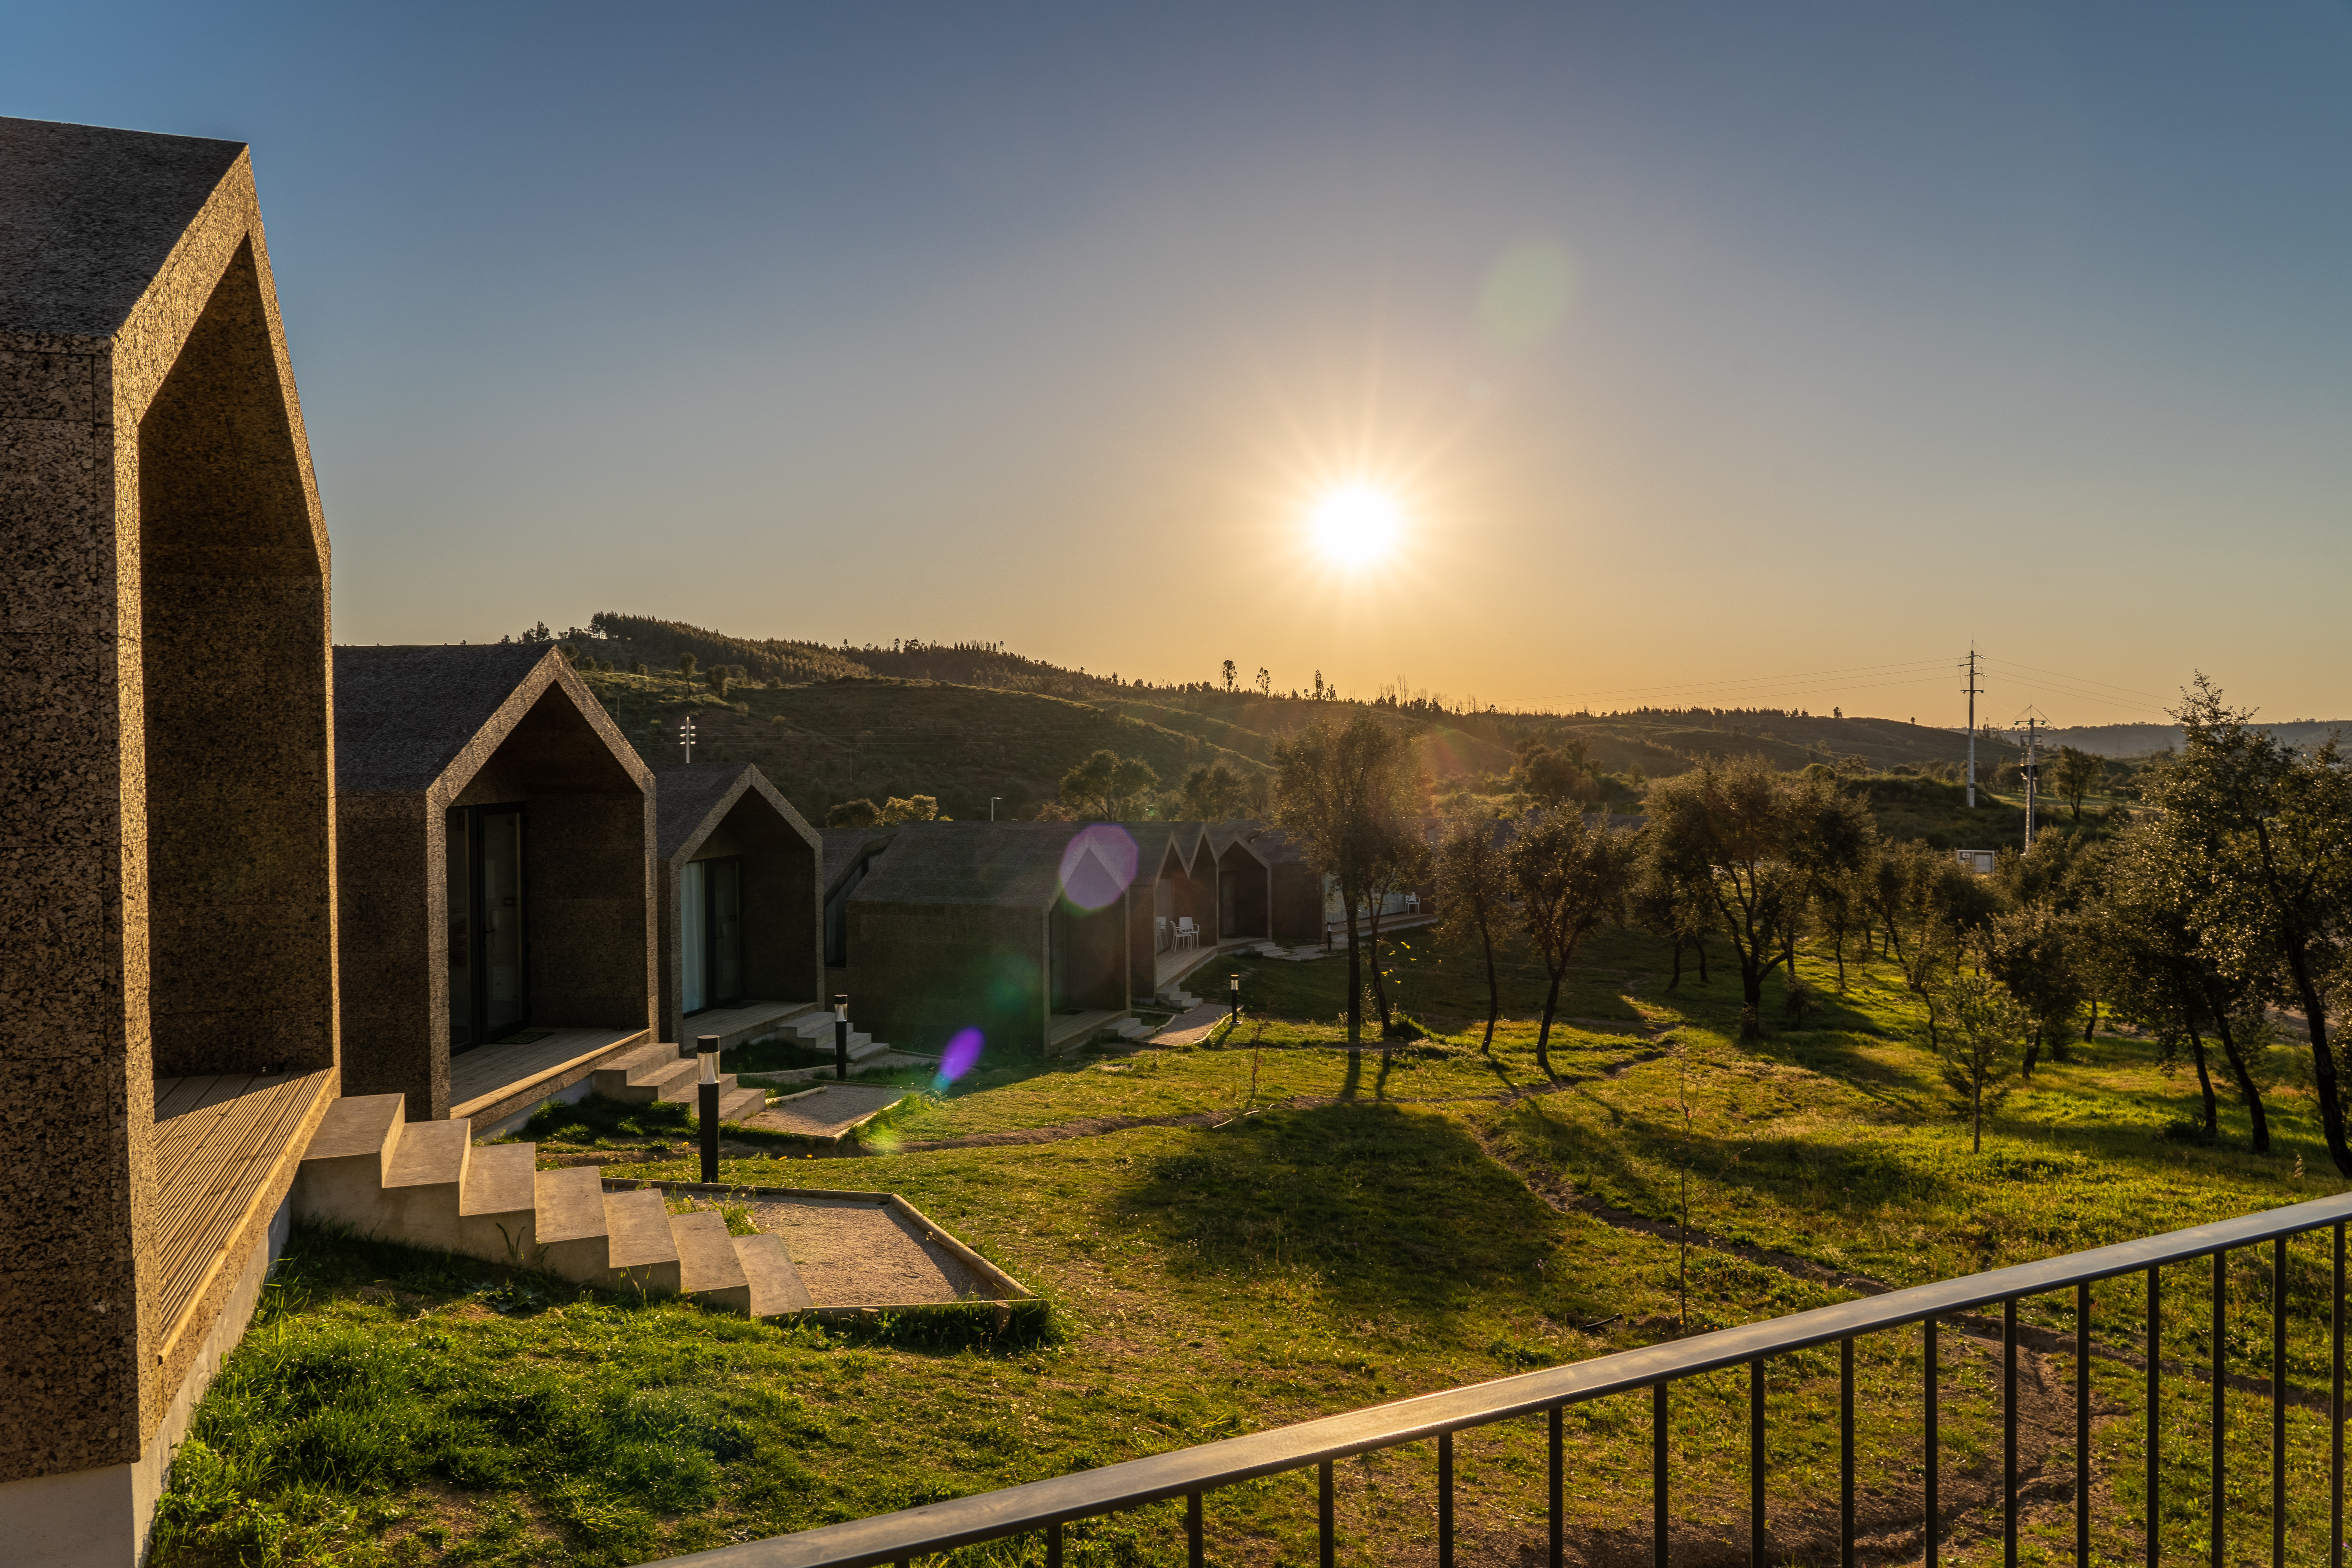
[663,1191,2352,1568]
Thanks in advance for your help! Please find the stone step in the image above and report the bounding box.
[457,1141,540,1258]
[591,1042,681,1097]
[531,1165,611,1282]
[654,1069,738,1105]
[384,1117,471,1191]
[600,1188,682,1293]
[686,1085,769,1122]
[670,1209,751,1310]
[609,1056,699,1106]
[734,1233,814,1316]
[291,1093,408,1233]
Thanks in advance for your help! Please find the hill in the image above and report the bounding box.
[2045,720,2352,759]
[530,614,2185,832]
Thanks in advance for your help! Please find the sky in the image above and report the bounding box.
[10,3,2350,727]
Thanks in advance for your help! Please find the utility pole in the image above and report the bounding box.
[2018,712,2046,848]
[1962,647,1982,807]
[678,715,696,765]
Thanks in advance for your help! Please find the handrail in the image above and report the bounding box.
[656,1190,2352,1568]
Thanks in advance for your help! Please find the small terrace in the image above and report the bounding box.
[448,1025,650,1131]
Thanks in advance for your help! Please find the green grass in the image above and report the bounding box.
[156,922,2352,1567]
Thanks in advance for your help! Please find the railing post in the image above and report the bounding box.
[1186,1491,1202,1568]
[2216,1249,2229,1568]
[1653,1382,1669,1568]
[1751,1357,1767,1568]
[1047,1520,1063,1568]
[2277,1235,2289,1568]
[1440,1429,1455,1568]
[1319,1459,1334,1568]
[1925,1320,1939,1568]
[2336,1222,2346,1568]
[2004,1298,2018,1568]
[1549,1403,1564,1568]
[2150,1264,2163,1568]
[2079,1281,2092,1568]
[1841,1338,1856,1568]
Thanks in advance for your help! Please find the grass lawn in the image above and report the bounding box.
[155,925,2351,1567]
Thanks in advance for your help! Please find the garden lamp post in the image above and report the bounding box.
[1229,973,1240,1029]
[696,1034,720,1182]
[833,993,850,1081]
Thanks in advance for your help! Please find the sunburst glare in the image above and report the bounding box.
[1308,483,1405,568]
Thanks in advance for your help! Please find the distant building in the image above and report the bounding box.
[653,764,822,1051]
[1954,849,1997,875]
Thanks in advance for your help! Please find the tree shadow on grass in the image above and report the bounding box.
[1106,1102,1562,1323]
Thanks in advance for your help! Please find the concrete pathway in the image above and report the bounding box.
[742,1083,907,1142]
[1150,1002,1233,1045]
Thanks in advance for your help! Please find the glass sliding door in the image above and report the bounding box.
[682,856,745,1015]
[680,860,707,1015]
[709,857,744,1007]
[446,803,528,1052]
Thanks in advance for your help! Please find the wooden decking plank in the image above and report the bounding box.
[150,1074,326,1337]
[448,1026,645,1120]
[153,1076,215,1122]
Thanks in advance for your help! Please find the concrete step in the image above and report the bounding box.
[686,1085,769,1122]
[457,1141,540,1260]
[610,1057,699,1106]
[533,1166,613,1283]
[591,1042,681,1098]
[292,1094,407,1230]
[670,1209,751,1310]
[734,1233,814,1316]
[600,1188,682,1293]
[654,1069,738,1106]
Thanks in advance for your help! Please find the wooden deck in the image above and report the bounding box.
[151,1070,332,1352]
[1156,938,1258,992]
[449,1025,649,1123]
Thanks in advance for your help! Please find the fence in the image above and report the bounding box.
[661,1191,2352,1568]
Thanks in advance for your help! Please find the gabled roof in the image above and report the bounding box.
[1126,821,1210,883]
[654,764,817,865]
[822,825,899,898]
[333,645,644,798]
[0,116,245,340]
[849,821,1139,910]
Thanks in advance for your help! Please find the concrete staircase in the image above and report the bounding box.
[292,1094,812,1315]
[590,1043,769,1122]
[767,1007,893,1065]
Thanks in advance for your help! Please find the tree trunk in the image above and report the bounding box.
[2284,943,2349,1174]
[2083,997,2099,1042]
[1833,927,1847,992]
[1342,880,1363,1055]
[2206,1004,2271,1154]
[1696,935,1709,983]
[2022,1026,2041,1080]
[1972,1076,1982,1153]
[1478,914,1500,1053]
[1668,935,1685,991]
[1536,971,1563,1080]
[1365,899,1392,1039]
[2186,1024,2218,1135]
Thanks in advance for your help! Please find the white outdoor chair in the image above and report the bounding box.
[1174,916,1200,949]
[1405,893,1421,914]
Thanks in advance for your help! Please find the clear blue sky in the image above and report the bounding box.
[12,3,2349,724]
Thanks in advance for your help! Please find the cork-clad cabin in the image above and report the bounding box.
[841,821,1138,1057]
[0,117,341,1562]
[333,643,657,1133]
[653,763,823,1051]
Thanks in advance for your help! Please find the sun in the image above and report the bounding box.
[1308,483,1404,568]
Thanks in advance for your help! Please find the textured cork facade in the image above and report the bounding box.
[334,644,657,1121]
[653,764,822,1048]
[0,114,339,1503]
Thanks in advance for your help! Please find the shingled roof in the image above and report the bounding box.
[0,116,247,340]
[333,644,566,794]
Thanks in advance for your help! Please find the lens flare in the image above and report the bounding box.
[1059,823,1138,911]
[1309,484,1403,568]
[936,1027,984,1091]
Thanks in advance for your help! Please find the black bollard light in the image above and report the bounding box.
[833,993,850,1082]
[696,1033,721,1183]
[1229,972,1241,1028]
